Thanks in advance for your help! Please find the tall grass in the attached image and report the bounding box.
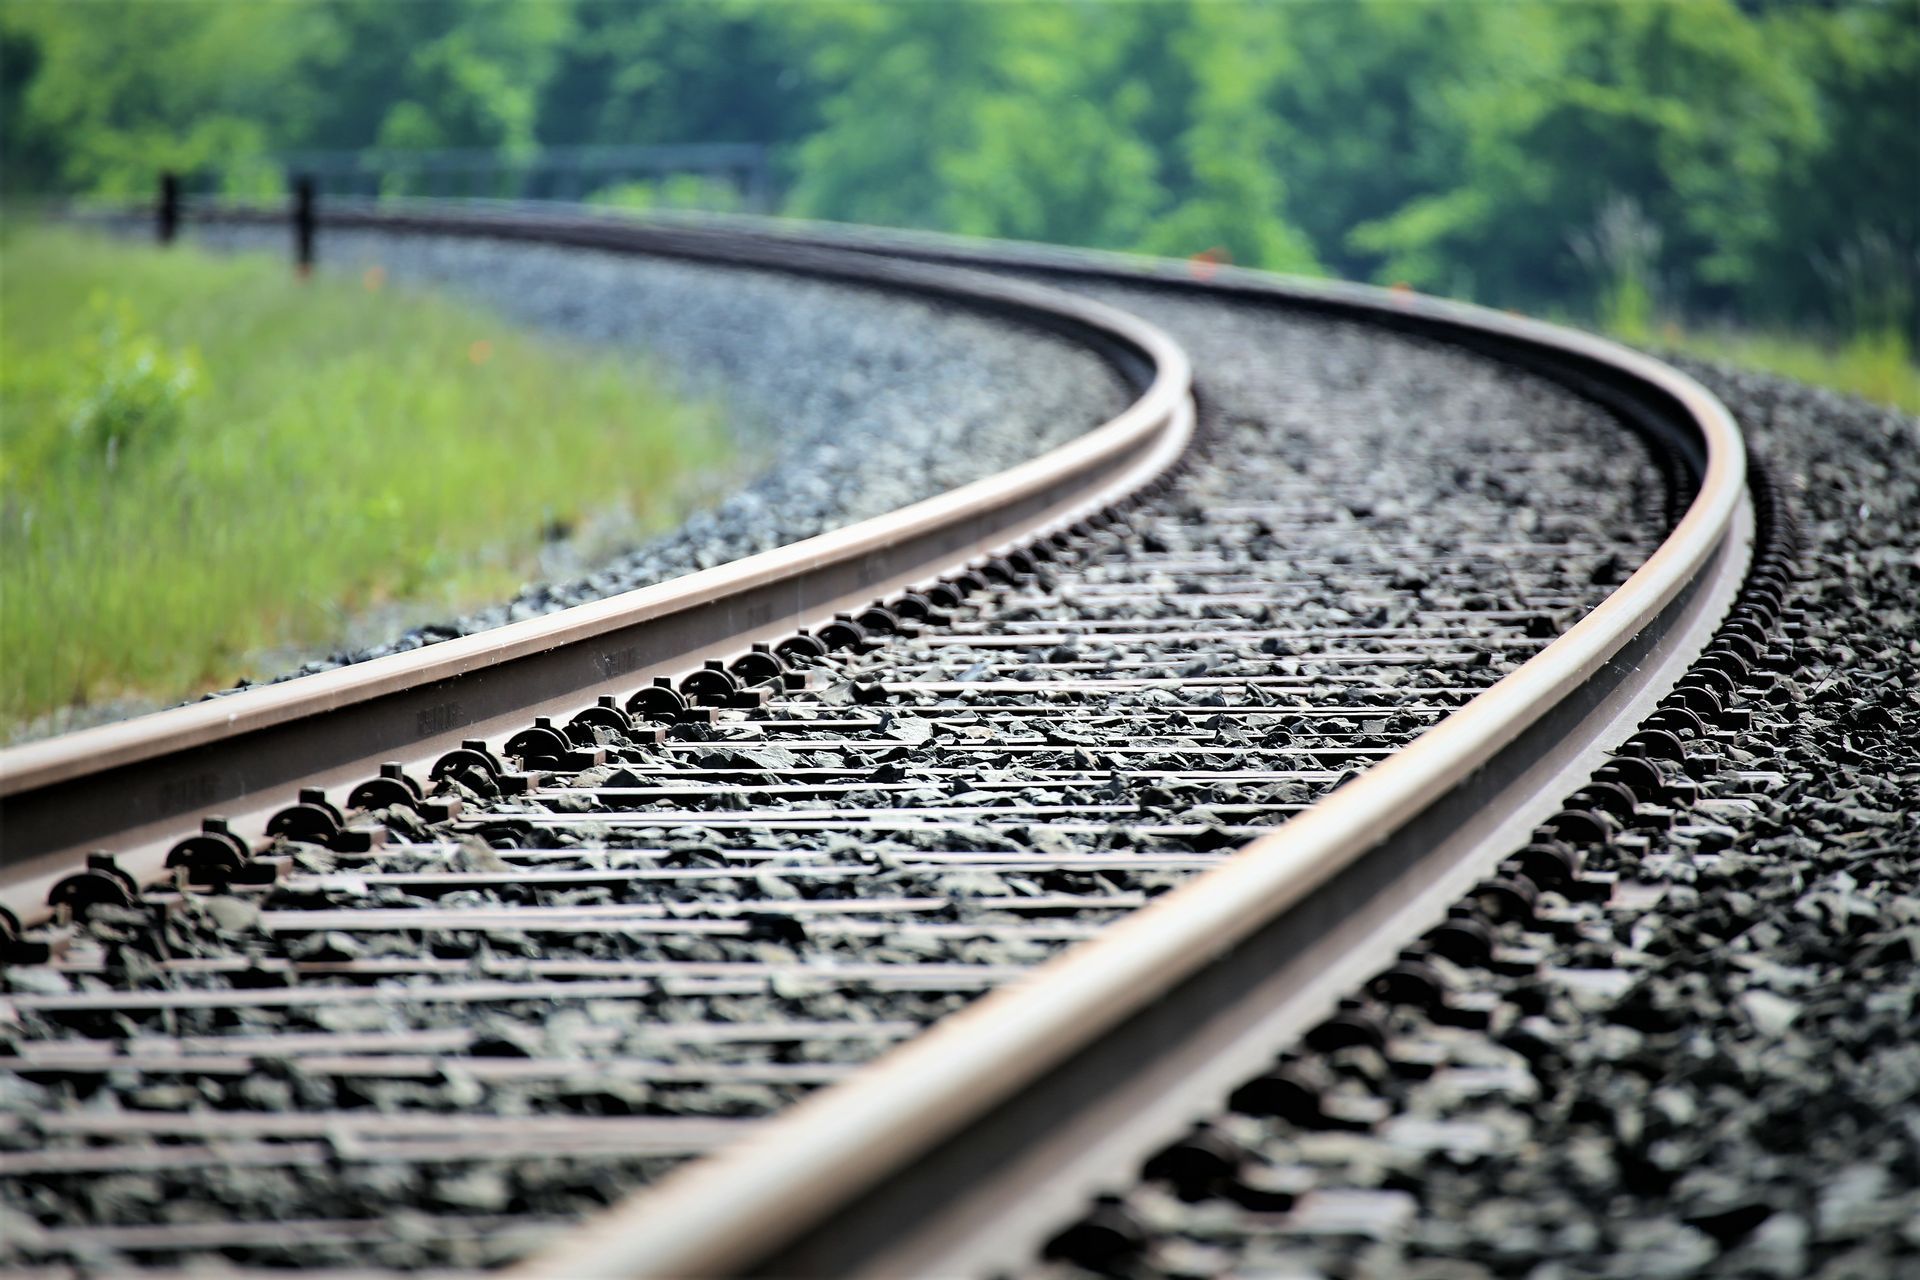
[1,223,730,735]
[1656,325,1919,415]
[1573,195,1664,347]
[1570,196,1918,413]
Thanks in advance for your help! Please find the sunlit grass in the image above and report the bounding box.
[1648,324,1920,415]
[1562,259,1916,415]
[1,223,731,736]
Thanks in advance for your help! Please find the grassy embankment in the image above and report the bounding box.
[1588,273,1919,414]
[1652,327,1919,415]
[1,223,730,737]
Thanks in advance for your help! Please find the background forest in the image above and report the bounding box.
[3,0,1916,353]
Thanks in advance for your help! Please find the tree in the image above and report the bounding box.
[542,1,814,150]
[0,0,333,195]
[1132,3,1319,272]
[1347,0,1822,317]
[1,0,1908,340]
[1756,1,1919,337]
[783,3,1162,249]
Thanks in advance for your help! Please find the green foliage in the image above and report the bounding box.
[784,5,1166,249]
[1,295,199,486]
[1651,324,1920,416]
[1753,3,1920,335]
[2,1,1914,358]
[0,0,569,196]
[589,175,744,215]
[1349,0,1826,313]
[542,1,816,150]
[1572,196,1663,344]
[0,225,728,732]
[61,297,204,470]
[0,0,327,195]
[1131,4,1318,271]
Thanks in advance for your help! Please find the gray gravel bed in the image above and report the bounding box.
[0,275,1667,1270]
[1023,370,1918,1279]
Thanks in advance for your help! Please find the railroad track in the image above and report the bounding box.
[0,204,1779,1276]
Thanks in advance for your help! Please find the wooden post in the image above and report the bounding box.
[292,174,316,277]
[157,172,180,245]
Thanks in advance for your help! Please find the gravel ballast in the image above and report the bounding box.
[0,248,1673,1270]
[1024,365,1919,1280]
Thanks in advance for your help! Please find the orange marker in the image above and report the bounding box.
[1189,247,1229,283]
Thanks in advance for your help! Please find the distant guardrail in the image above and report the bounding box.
[213,143,776,210]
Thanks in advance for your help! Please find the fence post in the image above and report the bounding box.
[157,172,180,245]
[292,174,316,277]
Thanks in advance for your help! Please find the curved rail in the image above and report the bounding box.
[2,206,1750,1278]
[0,210,1194,923]
[514,217,1751,1278]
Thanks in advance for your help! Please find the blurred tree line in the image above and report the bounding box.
[3,0,1914,343]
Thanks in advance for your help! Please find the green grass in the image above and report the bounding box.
[1595,287,1919,414]
[1,223,731,736]
[1650,325,1920,415]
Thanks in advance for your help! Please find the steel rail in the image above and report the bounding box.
[516,215,1751,1278]
[0,208,1194,924]
[4,206,1748,1277]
